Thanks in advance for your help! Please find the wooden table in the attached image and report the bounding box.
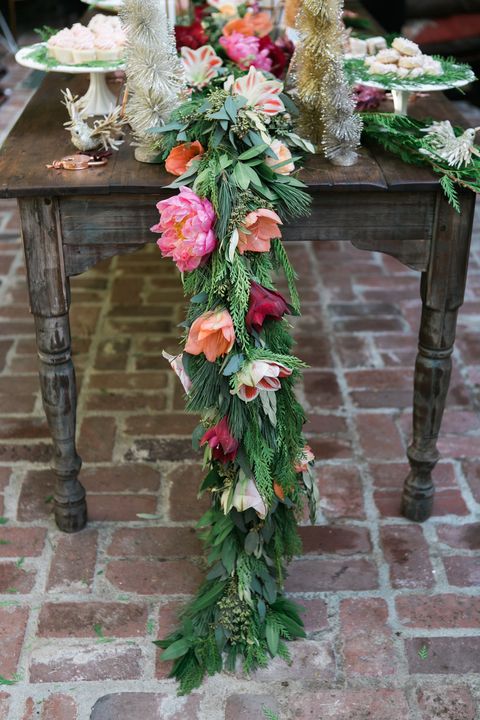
[0,69,475,532]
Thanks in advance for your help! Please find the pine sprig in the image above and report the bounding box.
[362,112,480,210]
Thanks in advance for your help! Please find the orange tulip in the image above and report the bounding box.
[248,11,274,37]
[165,141,204,177]
[223,11,273,38]
[223,16,252,36]
[185,309,235,362]
[237,208,282,254]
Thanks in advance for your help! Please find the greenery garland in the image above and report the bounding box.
[150,62,318,693]
[362,113,480,211]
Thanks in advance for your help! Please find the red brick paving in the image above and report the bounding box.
[0,57,479,720]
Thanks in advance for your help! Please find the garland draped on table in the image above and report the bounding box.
[150,61,318,693]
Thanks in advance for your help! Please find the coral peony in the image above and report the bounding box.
[151,186,216,273]
[228,65,284,116]
[265,139,295,174]
[237,208,282,254]
[245,281,289,333]
[201,417,239,463]
[294,445,315,472]
[232,359,292,402]
[185,309,235,362]
[162,351,192,394]
[165,141,204,177]
[219,32,271,72]
[181,45,223,88]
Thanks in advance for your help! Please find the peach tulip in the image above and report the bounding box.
[265,139,295,175]
[237,208,282,254]
[185,309,235,362]
[165,141,204,177]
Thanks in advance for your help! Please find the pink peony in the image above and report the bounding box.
[232,359,292,402]
[219,32,272,72]
[151,186,216,273]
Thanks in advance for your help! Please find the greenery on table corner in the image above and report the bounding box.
[362,113,480,211]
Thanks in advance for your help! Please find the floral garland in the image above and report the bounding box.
[149,5,318,693]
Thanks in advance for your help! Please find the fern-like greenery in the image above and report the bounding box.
[362,112,480,210]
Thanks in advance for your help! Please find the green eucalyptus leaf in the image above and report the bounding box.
[266,621,279,656]
[244,530,259,555]
[160,638,191,661]
[221,535,237,574]
[212,125,225,147]
[233,162,250,190]
[263,574,277,604]
[224,96,238,122]
[199,467,221,492]
[192,423,205,452]
[237,143,269,161]
[222,353,244,376]
[207,562,226,580]
[191,291,208,303]
[210,108,229,121]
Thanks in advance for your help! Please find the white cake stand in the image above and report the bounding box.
[15,44,125,116]
[348,65,475,115]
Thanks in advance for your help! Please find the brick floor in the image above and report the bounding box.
[0,56,480,720]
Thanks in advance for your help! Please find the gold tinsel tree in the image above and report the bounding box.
[294,0,362,166]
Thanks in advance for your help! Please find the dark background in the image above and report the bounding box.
[0,0,84,36]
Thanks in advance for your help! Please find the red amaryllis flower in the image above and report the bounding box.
[258,35,293,78]
[175,19,208,51]
[201,417,239,463]
[245,281,290,333]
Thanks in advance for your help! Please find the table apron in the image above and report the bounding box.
[57,190,436,276]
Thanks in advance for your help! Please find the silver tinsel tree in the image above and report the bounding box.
[295,0,362,166]
[120,0,186,161]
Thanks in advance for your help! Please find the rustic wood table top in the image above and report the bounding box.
[0,69,463,199]
[0,48,475,533]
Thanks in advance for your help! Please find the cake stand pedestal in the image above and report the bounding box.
[15,44,124,116]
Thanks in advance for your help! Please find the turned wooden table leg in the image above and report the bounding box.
[402,190,476,522]
[19,197,87,532]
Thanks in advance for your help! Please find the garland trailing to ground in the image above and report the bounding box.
[150,60,318,693]
[362,113,480,211]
